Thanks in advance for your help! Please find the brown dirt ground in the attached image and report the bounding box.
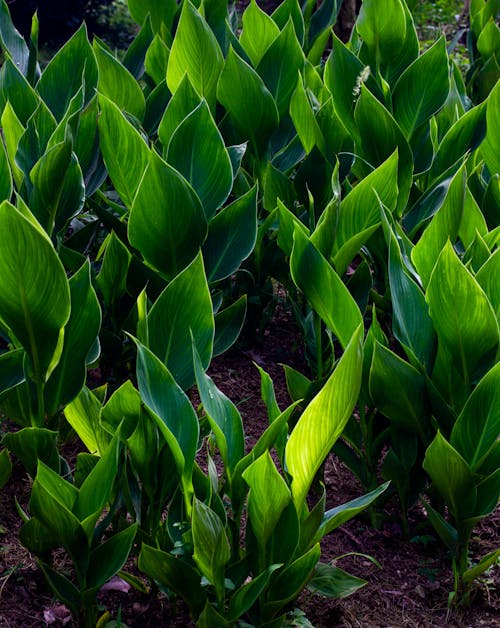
[0,303,498,627]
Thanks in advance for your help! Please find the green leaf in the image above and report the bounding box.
[38,563,82,615]
[430,101,487,181]
[138,544,206,617]
[317,483,390,539]
[0,349,25,396]
[392,38,449,138]
[192,497,231,602]
[0,130,12,202]
[290,229,362,350]
[87,524,137,591]
[0,0,31,77]
[476,249,500,321]
[128,0,177,36]
[193,345,244,476]
[482,80,500,175]
[96,232,132,307]
[0,448,11,490]
[356,0,406,70]
[272,0,305,46]
[243,451,291,547]
[145,34,170,85]
[240,0,280,66]
[203,185,258,282]
[423,432,477,520]
[65,386,109,456]
[286,326,363,508]
[98,94,150,209]
[166,1,223,110]
[228,565,281,621]
[101,380,141,440]
[135,341,199,500]
[2,427,59,477]
[451,362,500,471]
[93,40,146,121]
[332,150,399,275]
[217,47,279,156]
[463,549,500,584]
[411,166,466,288]
[354,85,413,216]
[147,252,214,389]
[421,498,458,552]
[257,19,304,119]
[128,151,207,281]
[37,24,97,120]
[158,73,201,148]
[0,60,38,124]
[308,562,366,599]
[1,101,25,187]
[0,202,70,382]
[290,73,325,155]
[425,241,499,386]
[29,137,85,237]
[369,343,429,437]
[213,296,247,357]
[166,100,232,219]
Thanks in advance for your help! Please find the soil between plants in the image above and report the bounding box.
[0,305,498,627]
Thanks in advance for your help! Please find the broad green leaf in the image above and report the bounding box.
[101,380,141,439]
[213,295,247,357]
[317,482,390,539]
[87,524,137,591]
[477,17,500,57]
[243,451,291,546]
[290,229,362,349]
[44,261,101,416]
[147,252,214,389]
[1,101,24,187]
[193,346,244,476]
[369,343,429,437]
[332,150,399,275]
[128,0,177,36]
[385,218,435,369]
[0,128,12,202]
[75,431,121,521]
[29,138,85,237]
[354,85,413,216]
[451,362,500,471]
[0,447,11,490]
[128,150,207,281]
[240,0,280,66]
[481,79,500,175]
[0,60,38,124]
[411,166,466,288]
[264,544,321,616]
[0,349,25,395]
[0,202,70,382]
[392,38,450,138]
[192,497,231,601]
[96,232,132,307]
[36,24,97,120]
[139,544,206,616]
[166,1,223,110]
[423,432,477,520]
[93,40,146,121]
[65,386,109,456]
[463,549,500,584]
[98,95,150,209]
[290,73,325,155]
[356,0,406,69]
[203,185,258,282]
[422,498,458,552]
[122,15,154,79]
[166,100,232,219]
[0,0,30,77]
[228,565,281,621]
[430,101,487,181]
[257,20,305,119]
[2,427,59,477]
[476,249,500,321]
[37,563,81,615]
[145,34,170,85]
[459,187,488,250]
[382,0,419,84]
[286,326,363,508]
[272,0,305,45]
[217,46,279,156]
[426,241,499,386]
[308,562,366,599]
[158,74,201,148]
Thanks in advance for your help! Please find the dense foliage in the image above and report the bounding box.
[0,0,498,625]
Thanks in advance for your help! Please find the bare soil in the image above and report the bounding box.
[0,304,498,627]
